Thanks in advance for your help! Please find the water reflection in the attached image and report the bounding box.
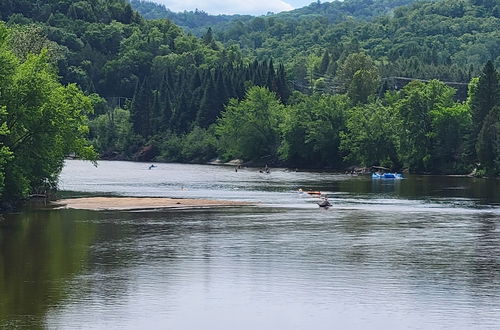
[0,161,499,329]
[0,210,96,328]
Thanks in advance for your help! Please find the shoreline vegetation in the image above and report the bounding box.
[1,0,499,209]
[53,197,253,211]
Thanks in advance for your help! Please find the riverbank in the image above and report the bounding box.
[53,197,253,211]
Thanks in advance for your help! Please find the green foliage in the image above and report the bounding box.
[341,80,473,173]
[0,24,96,202]
[129,0,254,36]
[90,108,133,156]
[396,80,457,172]
[0,106,13,198]
[430,103,472,173]
[470,61,500,160]
[341,100,401,168]
[476,105,500,175]
[156,126,218,163]
[211,0,498,88]
[216,87,285,161]
[2,0,499,177]
[280,94,349,167]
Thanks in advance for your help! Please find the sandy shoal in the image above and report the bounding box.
[53,197,252,211]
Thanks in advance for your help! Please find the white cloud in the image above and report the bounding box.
[152,0,295,15]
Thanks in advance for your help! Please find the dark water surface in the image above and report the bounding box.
[1,160,499,329]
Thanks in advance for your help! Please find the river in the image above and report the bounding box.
[1,160,499,329]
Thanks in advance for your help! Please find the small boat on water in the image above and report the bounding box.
[372,172,403,179]
[317,198,332,208]
[298,189,322,196]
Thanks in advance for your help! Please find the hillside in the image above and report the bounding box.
[215,0,499,85]
[274,0,422,21]
[1,0,498,177]
[128,0,253,36]
[129,0,499,84]
[128,0,423,36]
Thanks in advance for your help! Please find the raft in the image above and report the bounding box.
[372,173,403,179]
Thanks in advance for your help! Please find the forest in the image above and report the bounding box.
[0,0,499,205]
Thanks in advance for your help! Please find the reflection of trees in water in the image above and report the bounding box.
[398,175,500,205]
[470,180,500,205]
[60,211,186,313]
[0,210,189,328]
[0,210,96,328]
[397,216,498,300]
[333,210,500,302]
[470,214,499,291]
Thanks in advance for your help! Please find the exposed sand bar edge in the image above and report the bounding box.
[53,197,253,211]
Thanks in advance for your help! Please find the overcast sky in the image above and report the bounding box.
[150,0,328,15]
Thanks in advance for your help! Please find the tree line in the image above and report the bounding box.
[216,61,499,175]
[92,58,499,176]
[0,23,95,205]
[208,0,499,88]
[1,0,500,207]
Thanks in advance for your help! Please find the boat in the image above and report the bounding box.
[317,198,332,208]
[372,172,403,179]
[306,191,322,196]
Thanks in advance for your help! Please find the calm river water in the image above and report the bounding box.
[1,160,499,329]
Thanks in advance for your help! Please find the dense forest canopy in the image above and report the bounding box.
[210,0,499,84]
[0,0,499,206]
[128,0,424,36]
[130,0,500,89]
[0,23,96,204]
[128,0,254,36]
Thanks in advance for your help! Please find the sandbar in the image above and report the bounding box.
[53,197,252,211]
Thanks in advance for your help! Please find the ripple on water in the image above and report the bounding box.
[3,160,498,329]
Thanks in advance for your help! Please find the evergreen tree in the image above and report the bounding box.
[203,27,214,45]
[276,64,290,103]
[130,78,152,137]
[319,50,330,75]
[196,77,221,128]
[470,61,500,158]
[160,90,172,131]
[170,91,191,133]
[476,106,500,175]
[150,90,162,133]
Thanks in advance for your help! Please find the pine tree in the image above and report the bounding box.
[150,90,162,134]
[266,59,278,93]
[470,61,500,160]
[319,50,330,75]
[160,91,172,131]
[276,64,290,103]
[130,78,152,137]
[197,77,221,128]
[203,27,214,45]
[170,92,191,133]
[476,106,500,175]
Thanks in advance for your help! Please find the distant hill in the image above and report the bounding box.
[128,0,254,35]
[274,0,423,21]
[214,0,499,84]
[128,0,423,36]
